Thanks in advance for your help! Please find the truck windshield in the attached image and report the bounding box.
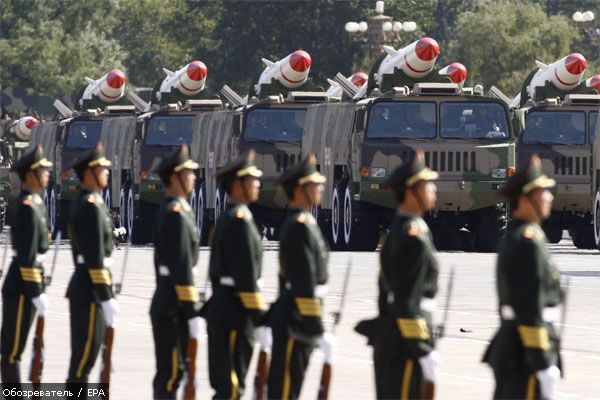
[146,116,194,146]
[243,108,306,142]
[590,111,597,143]
[522,111,586,145]
[366,102,436,139]
[65,120,102,149]
[441,102,509,139]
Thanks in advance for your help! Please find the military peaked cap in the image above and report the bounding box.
[11,145,52,177]
[69,142,111,177]
[216,149,263,186]
[277,154,325,194]
[386,149,438,192]
[153,144,199,182]
[499,154,555,200]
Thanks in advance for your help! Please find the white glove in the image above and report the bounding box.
[418,350,441,382]
[255,326,273,351]
[188,316,202,340]
[113,227,127,239]
[536,365,560,399]
[318,332,337,364]
[101,298,120,327]
[31,294,49,317]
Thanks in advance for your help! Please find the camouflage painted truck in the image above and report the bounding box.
[126,60,223,244]
[511,53,599,248]
[198,50,334,243]
[303,37,516,252]
[0,115,40,230]
[592,79,600,250]
[36,69,141,237]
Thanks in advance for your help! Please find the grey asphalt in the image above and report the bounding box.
[1,234,598,399]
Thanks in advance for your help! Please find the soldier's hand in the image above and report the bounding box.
[418,350,441,382]
[536,365,560,399]
[318,332,337,364]
[32,293,50,317]
[101,298,120,327]
[255,326,272,351]
[188,316,202,339]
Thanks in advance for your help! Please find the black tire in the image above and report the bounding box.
[214,186,225,225]
[432,226,462,251]
[330,180,344,250]
[544,227,563,244]
[119,184,129,233]
[343,183,380,251]
[472,206,507,252]
[594,189,600,250]
[572,224,596,249]
[130,197,153,245]
[196,182,210,246]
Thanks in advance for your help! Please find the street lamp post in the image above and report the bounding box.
[572,10,599,43]
[345,1,417,56]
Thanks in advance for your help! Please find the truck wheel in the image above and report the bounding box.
[215,186,225,224]
[544,227,563,244]
[197,182,210,246]
[594,189,600,250]
[330,180,344,250]
[119,184,128,232]
[343,183,380,251]
[129,189,152,245]
[103,187,111,210]
[472,206,507,252]
[48,186,57,236]
[432,227,462,251]
[572,224,596,249]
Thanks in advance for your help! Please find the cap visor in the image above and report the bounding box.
[298,171,326,185]
[523,175,556,193]
[406,168,439,187]
[30,159,53,169]
[89,157,112,167]
[174,159,200,172]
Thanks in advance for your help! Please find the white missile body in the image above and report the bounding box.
[375,37,440,86]
[326,72,368,99]
[11,116,39,141]
[438,62,468,88]
[158,61,207,100]
[586,75,600,92]
[509,53,588,108]
[81,69,126,104]
[255,50,312,95]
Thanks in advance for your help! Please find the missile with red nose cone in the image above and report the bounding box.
[527,53,587,98]
[158,61,208,100]
[11,116,39,141]
[439,62,468,88]
[586,75,600,93]
[326,72,368,99]
[375,37,440,86]
[255,50,312,95]
[81,69,126,104]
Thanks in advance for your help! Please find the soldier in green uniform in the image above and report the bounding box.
[483,154,562,400]
[267,154,333,400]
[202,149,269,399]
[1,146,51,387]
[355,150,440,399]
[151,144,201,399]
[66,143,120,388]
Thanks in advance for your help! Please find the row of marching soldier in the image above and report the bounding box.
[1,143,564,400]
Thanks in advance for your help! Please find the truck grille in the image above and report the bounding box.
[553,156,590,176]
[420,151,477,172]
[276,153,302,172]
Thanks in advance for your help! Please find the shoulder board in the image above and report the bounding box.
[86,194,97,204]
[171,203,182,213]
[22,197,33,206]
[33,195,43,205]
[406,220,420,237]
[296,213,307,224]
[235,207,251,221]
[296,212,316,225]
[522,225,544,241]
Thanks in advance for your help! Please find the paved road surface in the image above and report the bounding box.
[1,234,598,399]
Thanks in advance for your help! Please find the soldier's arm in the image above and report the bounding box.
[79,202,113,302]
[15,201,43,297]
[162,210,200,319]
[509,239,554,371]
[391,235,433,358]
[228,217,266,325]
[283,221,324,337]
[377,239,390,315]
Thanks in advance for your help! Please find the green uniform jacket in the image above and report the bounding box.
[483,220,562,372]
[2,191,49,298]
[151,196,200,319]
[267,208,328,344]
[202,203,265,332]
[357,211,438,359]
[66,189,114,303]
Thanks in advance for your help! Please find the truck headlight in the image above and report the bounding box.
[491,168,507,179]
[370,167,386,178]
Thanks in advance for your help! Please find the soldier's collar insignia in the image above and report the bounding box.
[297,211,316,225]
[522,225,543,240]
